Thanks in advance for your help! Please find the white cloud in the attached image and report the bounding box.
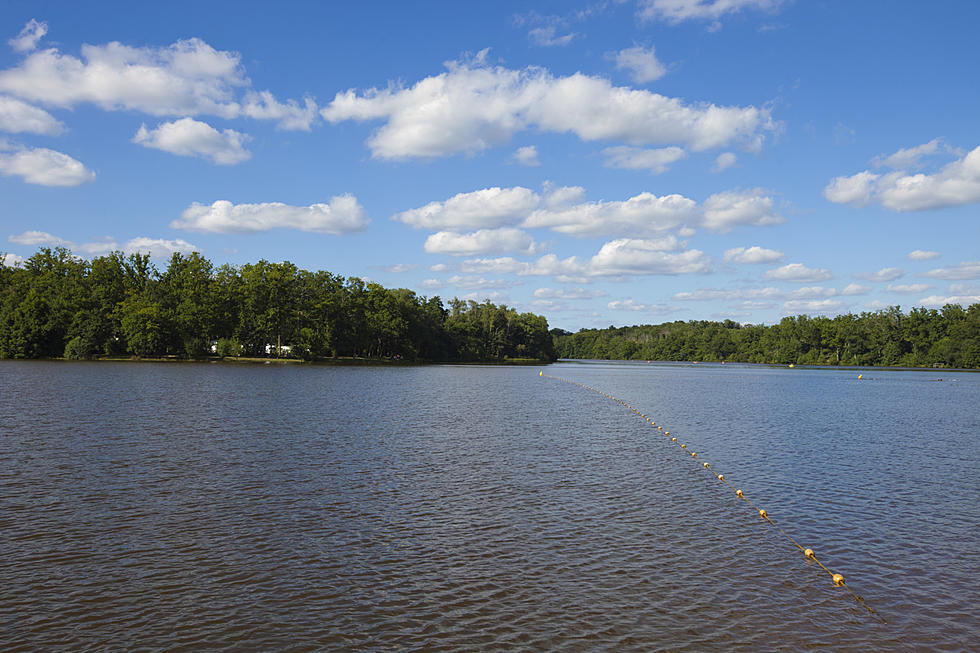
[429,263,450,272]
[375,263,418,273]
[713,151,736,172]
[823,171,878,206]
[673,286,784,301]
[0,35,312,130]
[321,57,774,159]
[173,196,369,234]
[446,275,521,290]
[241,92,317,131]
[116,237,198,258]
[872,138,959,170]
[841,283,871,296]
[534,287,606,300]
[908,249,940,261]
[9,19,47,53]
[637,0,785,24]
[418,278,444,290]
[607,299,677,314]
[789,286,837,299]
[764,263,832,283]
[0,145,94,186]
[8,230,73,247]
[424,228,539,256]
[511,145,540,166]
[723,245,784,264]
[886,283,932,294]
[399,184,780,238]
[458,290,510,303]
[0,95,64,134]
[700,188,782,232]
[613,45,667,84]
[923,261,980,281]
[589,238,710,275]
[826,145,980,211]
[132,118,251,165]
[2,252,25,267]
[918,292,980,307]
[529,26,576,47]
[855,267,905,282]
[525,191,698,236]
[601,145,685,174]
[782,298,845,314]
[394,186,539,230]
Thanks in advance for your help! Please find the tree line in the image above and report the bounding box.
[553,305,980,369]
[0,248,557,362]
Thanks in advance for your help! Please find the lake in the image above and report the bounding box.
[1,359,977,651]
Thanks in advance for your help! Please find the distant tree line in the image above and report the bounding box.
[553,306,980,368]
[0,248,557,362]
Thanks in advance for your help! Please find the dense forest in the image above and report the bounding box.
[0,248,556,362]
[553,305,980,368]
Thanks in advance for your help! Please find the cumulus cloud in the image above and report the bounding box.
[855,267,905,282]
[722,245,784,264]
[823,170,878,206]
[613,45,667,83]
[511,145,540,166]
[0,95,64,134]
[446,275,521,290]
[2,252,25,266]
[534,287,605,300]
[172,196,369,234]
[607,299,677,314]
[399,184,781,239]
[700,188,783,232]
[525,191,698,236]
[908,249,940,261]
[133,118,251,165]
[0,35,314,130]
[8,230,74,247]
[394,186,540,230]
[589,238,710,275]
[841,283,871,296]
[424,228,540,256]
[9,19,47,53]
[321,56,775,159]
[886,283,932,294]
[0,145,94,186]
[713,151,736,172]
[113,237,198,258]
[529,26,576,47]
[637,0,785,24]
[764,263,832,283]
[825,144,980,211]
[601,145,685,174]
[872,138,960,170]
[375,263,418,273]
[782,298,844,314]
[918,288,980,307]
[923,261,980,281]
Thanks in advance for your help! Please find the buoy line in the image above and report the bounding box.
[539,371,883,622]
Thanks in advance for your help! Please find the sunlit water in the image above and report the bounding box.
[1,360,977,651]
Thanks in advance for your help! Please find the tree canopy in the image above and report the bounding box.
[0,248,557,363]
[554,306,980,369]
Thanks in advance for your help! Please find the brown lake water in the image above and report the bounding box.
[1,359,978,651]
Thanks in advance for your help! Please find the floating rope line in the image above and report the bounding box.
[539,371,883,622]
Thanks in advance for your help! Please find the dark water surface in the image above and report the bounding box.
[1,360,977,651]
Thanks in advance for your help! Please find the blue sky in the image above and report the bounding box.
[1,0,978,330]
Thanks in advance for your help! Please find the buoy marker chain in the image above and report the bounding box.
[538,371,882,622]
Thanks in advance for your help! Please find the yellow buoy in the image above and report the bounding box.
[539,371,543,376]
[703,462,710,468]
[804,548,815,559]
[759,509,768,519]
[833,573,845,586]
[736,489,743,497]
[858,374,862,379]
[681,444,687,449]
[671,437,677,442]
[717,474,724,480]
